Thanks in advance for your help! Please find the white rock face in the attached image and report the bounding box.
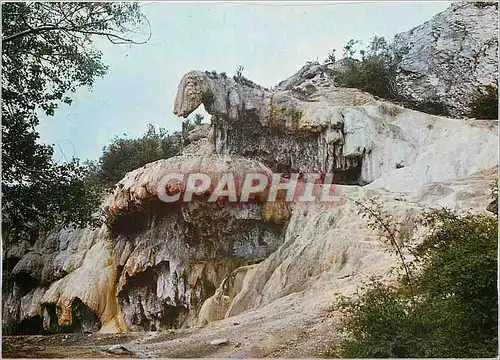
[2,5,498,352]
[394,2,498,117]
[202,165,497,326]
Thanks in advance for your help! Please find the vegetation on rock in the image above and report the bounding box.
[92,124,183,187]
[330,36,452,117]
[334,36,399,101]
[469,84,498,120]
[328,198,498,358]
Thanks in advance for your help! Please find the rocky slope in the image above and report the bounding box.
[2,3,498,357]
[394,1,498,117]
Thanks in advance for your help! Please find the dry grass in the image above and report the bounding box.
[262,201,293,223]
[378,102,404,117]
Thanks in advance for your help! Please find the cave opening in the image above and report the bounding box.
[42,303,60,333]
[70,298,102,333]
[118,262,192,331]
[40,299,101,334]
[331,161,363,185]
[13,271,40,297]
[6,315,46,335]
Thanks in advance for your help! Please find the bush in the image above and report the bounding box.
[469,84,498,119]
[335,37,399,100]
[96,124,183,186]
[331,36,453,117]
[262,201,292,223]
[329,206,498,358]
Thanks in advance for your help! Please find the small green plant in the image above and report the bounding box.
[193,113,204,126]
[469,84,498,119]
[325,49,336,64]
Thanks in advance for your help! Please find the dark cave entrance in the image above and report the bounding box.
[40,299,101,334]
[70,298,102,332]
[118,261,191,331]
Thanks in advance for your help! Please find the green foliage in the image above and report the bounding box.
[409,97,450,117]
[95,115,205,186]
[342,39,361,58]
[331,36,452,116]
[329,206,498,358]
[469,84,498,119]
[97,124,183,186]
[2,159,105,242]
[336,36,399,100]
[2,2,147,243]
[325,49,336,64]
[331,281,422,358]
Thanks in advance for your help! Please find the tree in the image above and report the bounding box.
[329,205,498,358]
[2,2,149,242]
[97,124,182,185]
[336,36,399,100]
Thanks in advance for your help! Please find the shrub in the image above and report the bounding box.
[331,36,454,117]
[469,84,498,119]
[329,205,498,358]
[335,37,399,100]
[330,280,422,358]
[378,102,403,117]
[97,124,183,185]
[409,97,450,117]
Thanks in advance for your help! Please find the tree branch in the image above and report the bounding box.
[3,22,150,45]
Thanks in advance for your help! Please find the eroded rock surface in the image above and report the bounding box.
[394,2,498,117]
[3,155,288,333]
[173,65,497,186]
[2,5,498,357]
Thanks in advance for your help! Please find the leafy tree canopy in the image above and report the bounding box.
[334,36,400,100]
[95,124,184,186]
[2,2,148,242]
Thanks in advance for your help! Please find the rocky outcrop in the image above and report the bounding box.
[173,66,497,187]
[2,5,498,353]
[3,155,288,333]
[394,2,498,117]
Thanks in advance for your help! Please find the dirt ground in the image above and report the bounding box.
[2,306,340,358]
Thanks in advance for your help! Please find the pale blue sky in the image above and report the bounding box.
[37,1,451,162]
